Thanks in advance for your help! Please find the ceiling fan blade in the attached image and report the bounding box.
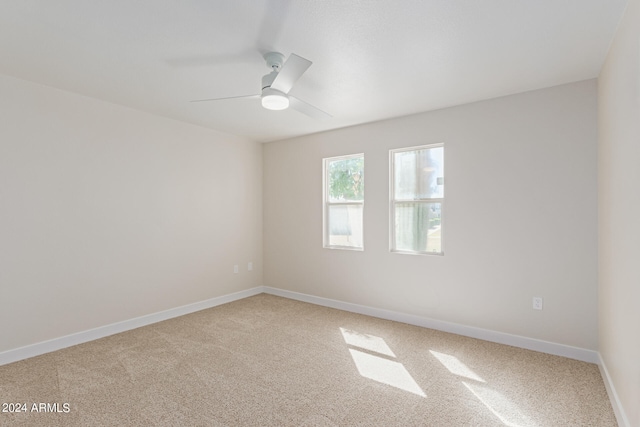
[289,96,332,120]
[190,94,259,103]
[270,54,312,93]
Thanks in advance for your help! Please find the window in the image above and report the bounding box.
[323,153,364,250]
[390,144,444,255]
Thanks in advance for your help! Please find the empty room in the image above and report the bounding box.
[0,1,638,426]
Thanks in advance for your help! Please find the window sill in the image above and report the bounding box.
[324,246,364,251]
[390,249,444,256]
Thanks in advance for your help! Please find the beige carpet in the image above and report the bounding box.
[0,294,616,426]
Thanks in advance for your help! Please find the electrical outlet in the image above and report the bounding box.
[248,262,253,271]
[234,265,239,274]
[533,297,543,310]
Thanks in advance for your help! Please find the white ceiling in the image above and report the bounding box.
[0,0,627,143]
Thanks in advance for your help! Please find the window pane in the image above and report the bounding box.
[328,204,363,248]
[328,156,364,202]
[394,147,444,199]
[394,202,442,253]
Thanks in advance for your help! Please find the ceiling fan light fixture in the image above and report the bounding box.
[261,87,289,110]
[261,91,289,110]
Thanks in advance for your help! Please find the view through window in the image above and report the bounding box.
[390,144,444,255]
[323,153,364,250]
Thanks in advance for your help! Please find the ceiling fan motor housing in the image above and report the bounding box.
[261,66,289,110]
[263,52,285,71]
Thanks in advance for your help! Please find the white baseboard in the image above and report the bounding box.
[598,353,630,427]
[263,286,599,364]
[0,286,265,367]
[1,285,600,367]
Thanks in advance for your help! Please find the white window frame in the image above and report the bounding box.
[389,143,444,256]
[323,153,364,251]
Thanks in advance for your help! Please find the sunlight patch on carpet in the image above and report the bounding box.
[339,328,396,358]
[429,350,485,382]
[349,349,426,397]
[340,327,425,397]
[463,381,537,427]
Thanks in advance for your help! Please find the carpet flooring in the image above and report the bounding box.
[0,294,617,426]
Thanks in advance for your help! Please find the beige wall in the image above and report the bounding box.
[264,80,598,350]
[0,74,262,353]
[598,0,640,424]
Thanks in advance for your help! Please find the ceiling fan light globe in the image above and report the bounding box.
[262,93,289,110]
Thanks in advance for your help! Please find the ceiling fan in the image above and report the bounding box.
[192,52,331,120]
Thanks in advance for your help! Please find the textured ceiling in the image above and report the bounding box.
[0,0,628,142]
